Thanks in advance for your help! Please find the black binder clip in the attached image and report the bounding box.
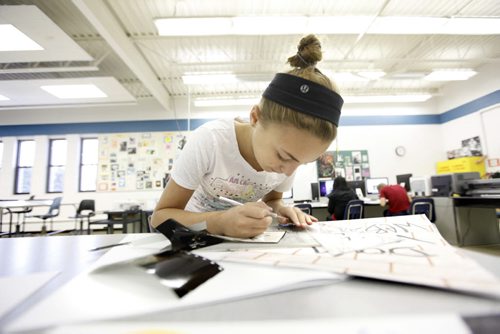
[155,218,224,252]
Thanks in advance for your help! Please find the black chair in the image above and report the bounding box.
[25,197,63,235]
[88,207,143,234]
[294,203,312,215]
[343,199,364,220]
[410,198,436,222]
[68,199,95,234]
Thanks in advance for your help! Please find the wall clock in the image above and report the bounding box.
[395,145,406,157]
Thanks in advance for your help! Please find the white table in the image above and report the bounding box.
[0,200,53,235]
[0,232,500,333]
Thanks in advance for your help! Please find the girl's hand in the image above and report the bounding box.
[277,205,318,228]
[211,202,275,238]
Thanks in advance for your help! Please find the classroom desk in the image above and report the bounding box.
[453,196,500,247]
[0,199,53,235]
[309,199,384,220]
[310,201,329,220]
[1,232,500,333]
[90,209,153,234]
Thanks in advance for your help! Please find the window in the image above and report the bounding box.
[14,140,36,194]
[0,141,3,170]
[79,138,98,192]
[47,139,67,193]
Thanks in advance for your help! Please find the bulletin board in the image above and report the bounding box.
[96,131,188,192]
[316,150,371,181]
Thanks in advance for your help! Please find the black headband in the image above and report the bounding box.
[262,73,343,126]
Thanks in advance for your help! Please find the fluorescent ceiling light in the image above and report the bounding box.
[328,72,369,82]
[155,16,500,36]
[194,97,260,107]
[0,94,10,101]
[369,17,447,35]
[443,18,500,35]
[424,69,477,81]
[357,70,386,80]
[182,73,238,85]
[0,24,43,51]
[41,84,107,99]
[344,94,432,103]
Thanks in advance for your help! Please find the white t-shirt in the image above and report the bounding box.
[171,118,294,212]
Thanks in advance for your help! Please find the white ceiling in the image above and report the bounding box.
[0,0,499,114]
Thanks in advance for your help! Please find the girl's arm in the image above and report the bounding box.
[152,179,275,238]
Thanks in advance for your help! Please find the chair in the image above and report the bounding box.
[68,199,95,234]
[294,203,312,215]
[344,200,364,220]
[25,197,62,235]
[410,198,436,222]
[88,207,142,234]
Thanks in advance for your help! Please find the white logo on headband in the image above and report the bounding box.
[300,84,309,93]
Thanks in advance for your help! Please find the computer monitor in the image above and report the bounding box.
[410,176,432,196]
[319,180,334,197]
[396,173,413,192]
[365,177,389,196]
[347,180,365,197]
[310,183,319,201]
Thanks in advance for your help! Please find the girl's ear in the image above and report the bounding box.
[250,105,261,126]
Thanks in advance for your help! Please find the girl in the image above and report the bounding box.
[152,34,343,238]
[327,176,359,220]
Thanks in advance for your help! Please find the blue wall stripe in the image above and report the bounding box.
[1,89,498,136]
[439,89,500,123]
[339,114,441,126]
[0,119,213,136]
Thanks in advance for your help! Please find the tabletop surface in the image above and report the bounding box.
[1,231,500,332]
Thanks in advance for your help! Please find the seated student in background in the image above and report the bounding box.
[151,34,344,238]
[327,176,358,220]
[377,183,412,216]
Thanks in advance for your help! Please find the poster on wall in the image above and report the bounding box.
[461,136,483,156]
[317,150,370,181]
[96,131,188,192]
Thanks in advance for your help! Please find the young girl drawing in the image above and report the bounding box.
[152,34,343,238]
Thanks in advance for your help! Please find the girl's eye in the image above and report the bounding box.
[277,153,289,161]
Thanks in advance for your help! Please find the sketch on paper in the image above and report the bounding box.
[198,215,500,298]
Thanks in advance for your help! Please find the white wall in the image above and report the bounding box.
[437,63,500,174]
[291,123,444,200]
[0,134,163,232]
[1,62,499,230]
[437,63,500,113]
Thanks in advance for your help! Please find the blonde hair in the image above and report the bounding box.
[259,34,339,142]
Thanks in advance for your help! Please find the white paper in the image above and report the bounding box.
[88,233,171,272]
[208,215,500,298]
[210,231,286,243]
[5,261,343,332]
[310,215,500,297]
[0,271,59,318]
[47,313,471,334]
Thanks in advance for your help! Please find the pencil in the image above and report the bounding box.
[217,196,286,219]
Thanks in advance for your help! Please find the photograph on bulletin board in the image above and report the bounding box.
[317,150,371,180]
[96,131,188,192]
[317,151,335,178]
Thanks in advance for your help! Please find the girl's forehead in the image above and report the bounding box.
[261,124,331,161]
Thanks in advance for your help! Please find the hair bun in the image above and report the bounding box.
[287,34,323,68]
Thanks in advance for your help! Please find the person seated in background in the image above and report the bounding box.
[377,183,412,216]
[327,176,358,220]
